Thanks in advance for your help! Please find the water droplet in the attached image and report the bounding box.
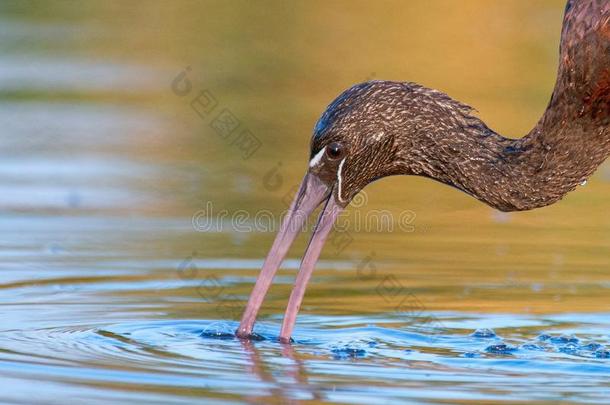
[521,343,545,351]
[595,350,610,358]
[559,342,579,354]
[200,330,236,340]
[330,347,367,359]
[537,334,552,341]
[582,342,603,351]
[549,335,579,344]
[485,344,517,354]
[471,328,496,338]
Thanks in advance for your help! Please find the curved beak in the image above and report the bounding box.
[236,172,343,342]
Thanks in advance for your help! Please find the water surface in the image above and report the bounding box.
[1,1,610,403]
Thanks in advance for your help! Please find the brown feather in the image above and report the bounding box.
[311,0,610,211]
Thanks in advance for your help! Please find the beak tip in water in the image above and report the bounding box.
[235,329,266,341]
[236,172,343,342]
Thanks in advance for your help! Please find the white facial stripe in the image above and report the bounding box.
[336,158,347,203]
[309,146,326,168]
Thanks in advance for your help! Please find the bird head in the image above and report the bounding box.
[307,81,401,206]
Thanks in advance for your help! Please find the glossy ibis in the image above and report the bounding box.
[237,0,610,342]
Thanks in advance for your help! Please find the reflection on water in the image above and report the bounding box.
[1,0,609,403]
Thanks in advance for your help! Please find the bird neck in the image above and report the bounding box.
[428,114,610,212]
[416,0,610,212]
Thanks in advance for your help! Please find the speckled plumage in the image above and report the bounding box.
[311,0,610,211]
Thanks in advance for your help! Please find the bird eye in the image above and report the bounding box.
[326,142,344,160]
